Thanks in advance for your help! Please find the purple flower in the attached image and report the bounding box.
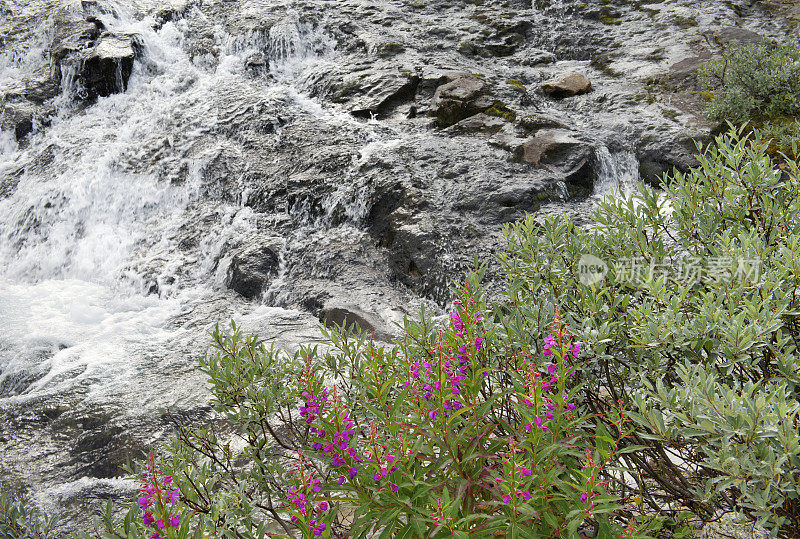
[143,511,155,527]
[535,417,543,427]
[548,364,558,374]
[138,495,152,509]
[475,336,484,350]
[451,313,464,331]
[580,492,588,501]
[319,501,329,511]
[390,483,399,492]
[373,472,382,481]
[566,403,576,411]
[349,467,358,479]
[541,383,551,392]
[521,467,531,477]
[156,518,165,530]
[170,514,180,527]
[313,523,327,536]
[524,423,532,433]
[167,488,180,505]
[502,495,510,504]
[428,410,437,420]
[149,534,161,539]
[571,343,581,357]
[338,476,346,484]
[521,490,531,500]
[545,412,554,420]
[546,402,556,411]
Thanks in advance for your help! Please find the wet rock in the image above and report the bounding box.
[80,34,139,99]
[637,135,702,186]
[516,129,590,166]
[541,72,593,98]
[320,301,394,341]
[517,113,567,133]
[445,113,507,135]
[707,26,765,47]
[1,100,36,141]
[345,72,420,118]
[226,244,281,300]
[430,74,492,127]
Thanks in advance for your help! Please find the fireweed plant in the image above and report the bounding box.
[88,281,644,538]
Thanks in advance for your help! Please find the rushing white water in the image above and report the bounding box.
[593,146,641,198]
[0,1,338,517]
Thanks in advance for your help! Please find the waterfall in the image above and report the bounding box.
[593,146,641,198]
[0,0,338,520]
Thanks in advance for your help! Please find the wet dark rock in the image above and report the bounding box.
[707,26,765,47]
[344,72,420,119]
[637,135,702,186]
[226,244,281,300]
[445,113,507,135]
[320,302,394,341]
[516,129,591,166]
[430,74,492,127]
[517,113,567,133]
[541,72,593,98]
[80,34,139,98]
[1,100,36,141]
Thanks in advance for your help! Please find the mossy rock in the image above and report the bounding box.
[485,102,517,122]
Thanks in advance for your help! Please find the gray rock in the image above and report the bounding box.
[516,129,590,166]
[80,34,139,98]
[344,72,420,118]
[1,100,37,141]
[541,72,593,98]
[226,244,281,300]
[430,75,491,127]
[445,113,507,135]
[320,301,395,341]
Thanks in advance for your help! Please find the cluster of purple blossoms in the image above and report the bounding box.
[300,388,329,424]
[138,455,181,539]
[287,478,327,536]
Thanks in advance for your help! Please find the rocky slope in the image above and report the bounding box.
[0,0,797,530]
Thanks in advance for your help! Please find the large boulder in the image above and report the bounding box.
[430,74,493,127]
[540,72,592,98]
[225,244,281,299]
[80,34,139,98]
[1,100,37,141]
[516,129,590,165]
[320,301,395,341]
[342,72,420,119]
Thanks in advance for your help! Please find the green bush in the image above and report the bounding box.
[498,126,800,535]
[700,40,800,126]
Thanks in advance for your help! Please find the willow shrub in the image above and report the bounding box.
[498,127,800,535]
[700,39,800,157]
